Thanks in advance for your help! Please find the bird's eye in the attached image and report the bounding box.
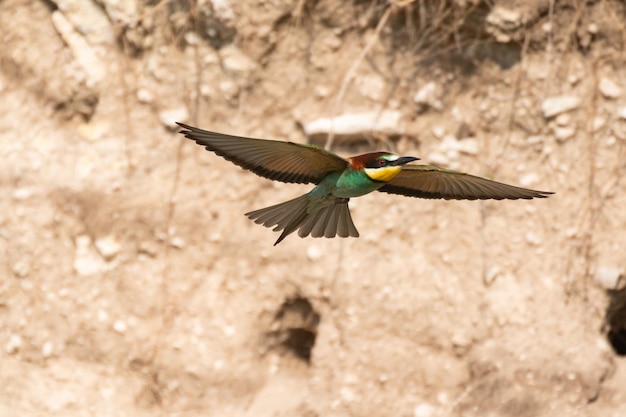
[378,159,387,167]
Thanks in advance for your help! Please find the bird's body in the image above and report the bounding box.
[177,122,553,245]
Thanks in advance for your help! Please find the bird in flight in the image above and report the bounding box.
[177,122,553,245]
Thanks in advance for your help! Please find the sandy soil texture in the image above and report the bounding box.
[1,1,626,416]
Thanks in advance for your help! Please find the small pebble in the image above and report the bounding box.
[432,126,445,139]
[520,173,539,187]
[593,116,606,131]
[13,188,32,200]
[555,113,571,126]
[219,79,239,100]
[5,334,22,354]
[170,236,185,249]
[113,320,127,333]
[414,403,436,417]
[554,126,576,142]
[599,77,622,99]
[484,265,501,285]
[594,266,624,290]
[95,236,121,260]
[184,31,200,45]
[159,107,188,128]
[42,341,54,358]
[219,45,257,75]
[525,232,542,246]
[413,81,443,111]
[136,88,153,103]
[542,96,581,118]
[307,246,322,261]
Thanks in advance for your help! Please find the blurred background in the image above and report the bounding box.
[1,0,625,416]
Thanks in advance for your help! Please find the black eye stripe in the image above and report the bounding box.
[365,159,388,168]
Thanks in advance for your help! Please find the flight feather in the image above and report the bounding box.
[177,122,348,184]
[379,165,553,200]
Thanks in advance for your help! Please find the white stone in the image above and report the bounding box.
[554,126,576,142]
[542,22,552,33]
[97,309,109,322]
[113,320,127,333]
[451,332,471,348]
[138,241,159,257]
[356,74,385,101]
[200,84,213,97]
[484,265,501,285]
[42,341,54,358]
[159,107,189,128]
[184,31,200,46]
[413,81,443,111]
[219,45,257,75]
[617,107,626,120]
[95,236,121,260]
[339,386,357,403]
[307,246,322,261]
[170,236,186,249]
[13,188,32,200]
[527,135,544,145]
[100,0,139,25]
[303,111,404,138]
[5,334,22,354]
[599,77,622,99]
[51,11,106,83]
[222,325,235,336]
[432,126,445,139]
[136,88,154,103]
[594,265,624,290]
[457,138,478,155]
[414,403,436,417]
[74,235,106,276]
[525,231,542,246]
[12,260,30,278]
[211,0,235,21]
[51,0,115,44]
[219,79,240,100]
[314,85,331,98]
[486,6,521,42]
[440,135,478,156]
[519,172,540,187]
[541,96,581,118]
[593,116,606,131]
[77,121,110,141]
[42,385,76,412]
[428,152,450,166]
[555,113,571,126]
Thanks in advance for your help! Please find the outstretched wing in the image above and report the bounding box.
[177,122,349,184]
[379,164,553,200]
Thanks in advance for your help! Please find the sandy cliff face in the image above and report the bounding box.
[1,1,625,416]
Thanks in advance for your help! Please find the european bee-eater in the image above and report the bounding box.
[177,122,553,245]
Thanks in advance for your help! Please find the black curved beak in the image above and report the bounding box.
[390,156,420,166]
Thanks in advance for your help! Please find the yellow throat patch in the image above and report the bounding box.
[364,166,403,182]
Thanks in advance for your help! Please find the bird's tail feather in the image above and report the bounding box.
[298,201,359,239]
[245,195,359,245]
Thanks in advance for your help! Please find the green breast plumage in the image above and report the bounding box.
[332,169,386,198]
